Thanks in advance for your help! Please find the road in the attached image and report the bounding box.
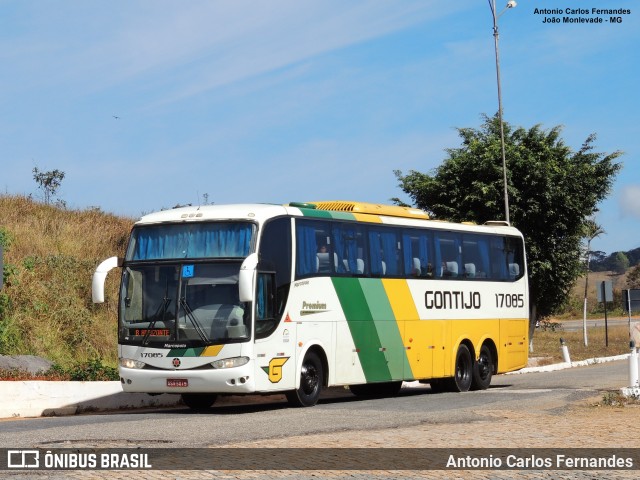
[560,316,637,332]
[0,360,630,449]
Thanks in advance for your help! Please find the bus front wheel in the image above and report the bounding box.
[181,393,217,411]
[286,351,324,407]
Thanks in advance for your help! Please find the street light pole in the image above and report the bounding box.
[489,0,516,225]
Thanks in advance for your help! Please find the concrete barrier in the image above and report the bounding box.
[0,381,181,418]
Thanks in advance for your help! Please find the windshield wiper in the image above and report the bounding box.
[143,282,172,346]
[180,298,210,343]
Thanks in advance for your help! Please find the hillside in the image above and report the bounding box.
[0,195,132,367]
[567,269,632,316]
[591,247,640,272]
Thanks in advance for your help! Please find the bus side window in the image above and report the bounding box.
[505,237,525,280]
[462,234,491,279]
[489,236,524,281]
[295,220,331,278]
[255,272,276,336]
[368,228,401,276]
[331,223,365,276]
[434,232,462,278]
[402,230,433,278]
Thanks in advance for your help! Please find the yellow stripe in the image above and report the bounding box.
[381,279,431,379]
[352,213,382,223]
[201,345,224,357]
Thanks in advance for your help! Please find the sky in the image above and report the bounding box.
[1,1,638,255]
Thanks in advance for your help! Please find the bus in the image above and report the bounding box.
[92,200,529,410]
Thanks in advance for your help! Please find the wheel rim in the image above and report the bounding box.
[456,362,470,383]
[477,350,491,380]
[301,361,319,395]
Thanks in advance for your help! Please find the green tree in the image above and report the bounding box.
[613,252,630,274]
[394,114,622,324]
[33,167,65,205]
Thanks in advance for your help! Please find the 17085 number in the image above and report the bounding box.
[495,293,525,308]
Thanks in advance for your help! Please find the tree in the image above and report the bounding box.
[394,114,622,325]
[33,167,65,205]
[613,252,630,274]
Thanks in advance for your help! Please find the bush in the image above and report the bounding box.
[0,358,119,381]
[50,358,119,381]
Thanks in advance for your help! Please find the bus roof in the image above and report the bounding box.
[135,203,289,225]
[134,202,521,237]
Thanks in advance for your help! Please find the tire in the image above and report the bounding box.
[349,381,402,398]
[471,344,494,391]
[450,343,473,392]
[286,351,324,407]
[181,393,217,411]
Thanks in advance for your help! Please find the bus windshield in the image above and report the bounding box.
[119,262,249,346]
[120,221,255,347]
[126,222,254,261]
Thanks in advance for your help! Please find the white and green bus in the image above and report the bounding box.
[92,201,529,410]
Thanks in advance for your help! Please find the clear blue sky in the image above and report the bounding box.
[1,1,637,255]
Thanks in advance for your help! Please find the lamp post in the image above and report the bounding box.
[488,0,516,225]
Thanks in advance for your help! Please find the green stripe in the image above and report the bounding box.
[359,279,409,380]
[299,208,356,221]
[168,347,204,357]
[332,277,391,382]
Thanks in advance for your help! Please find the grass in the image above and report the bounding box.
[598,390,640,407]
[0,358,119,381]
[530,325,633,364]
[0,194,132,368]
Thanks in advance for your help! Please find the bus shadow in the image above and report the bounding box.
[125,383,513,415]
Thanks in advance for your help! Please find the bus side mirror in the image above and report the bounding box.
[92,256,123,303]
[239,253,258,303]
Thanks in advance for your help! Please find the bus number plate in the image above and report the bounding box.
[167,379,188,388]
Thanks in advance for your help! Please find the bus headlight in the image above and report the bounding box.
[211,356,249,369]
[120,358,146,369]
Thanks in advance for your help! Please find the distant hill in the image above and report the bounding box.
[590,247,640,272]
[0,195,132,367]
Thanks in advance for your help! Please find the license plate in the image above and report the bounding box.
[167,379,188,388]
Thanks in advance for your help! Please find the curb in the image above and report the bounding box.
[509,354,630,374]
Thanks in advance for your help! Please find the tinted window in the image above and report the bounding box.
[128,222,254,260]
[295,218,524,282]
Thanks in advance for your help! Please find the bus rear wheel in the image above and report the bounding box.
[181,393,217,411]
[449,344,473,392]
[471,344,494,390]
[286,351,323,407]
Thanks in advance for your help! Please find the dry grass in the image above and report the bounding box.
[558,269,631,319]
[530,325,632,363]
[0,194,132,367]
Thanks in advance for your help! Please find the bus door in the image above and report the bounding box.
[253,271,298,392]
